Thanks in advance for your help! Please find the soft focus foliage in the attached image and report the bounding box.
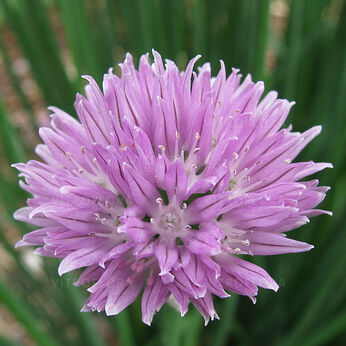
[0,1,345,345]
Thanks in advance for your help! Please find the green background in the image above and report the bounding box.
[0,0,345,345]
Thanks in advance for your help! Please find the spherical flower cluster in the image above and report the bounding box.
[13,51,331,325]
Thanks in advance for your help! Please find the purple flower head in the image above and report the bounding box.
[13,51,332,325]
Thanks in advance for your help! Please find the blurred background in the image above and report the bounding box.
[0,0,345,345]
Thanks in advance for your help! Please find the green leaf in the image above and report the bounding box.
[0,281,57,346]
[0,99,26,164]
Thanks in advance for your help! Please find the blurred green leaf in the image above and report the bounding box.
[0,99,26,164]
[0,281,57,346]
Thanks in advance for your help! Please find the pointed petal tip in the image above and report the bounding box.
[81,75,93,83]
[151,48,158,55]
[11,163,20,169]
[58,258,73,276]
[105,305,122,317]
[13,208,22,221]
[57,265,65,277]
[313,125,322,133]
[272,282,279,292]
[80,305,90,312]
[14,239,26,248]
[125,52,133,61]
[47,105,58,112]
[142,319,152,327]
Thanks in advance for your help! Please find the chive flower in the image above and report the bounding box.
[13,51,332,325]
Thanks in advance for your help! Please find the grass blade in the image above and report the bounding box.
[0,281,58,346]
[0,98,26,163]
